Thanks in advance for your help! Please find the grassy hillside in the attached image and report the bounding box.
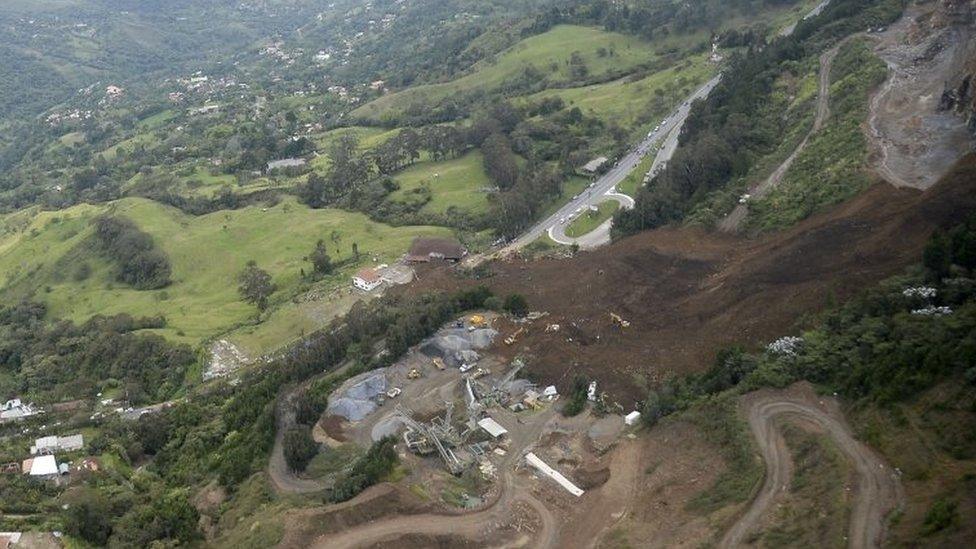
[387,150,493,215]
[351,25,661,122]
[521,53,715,131]
[0,197,451,344]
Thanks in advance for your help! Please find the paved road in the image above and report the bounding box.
[719,388,902,548]
[548,192,634,249]
[500,74,723,253]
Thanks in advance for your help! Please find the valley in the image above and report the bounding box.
[0,0,974,548]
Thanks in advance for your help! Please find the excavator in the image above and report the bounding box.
[504,327,525,345]
[610,312,631,328]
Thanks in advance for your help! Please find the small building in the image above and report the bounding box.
[405,238,467,263]
[31,434,84,455]
[266,158,307,172]
[477,417,508,439]
[624,411,642,426]
[581,156,608,174]
[0,533,22,548]
[1,399,37,421]
[25,455,58,477]
[352,268,382,291]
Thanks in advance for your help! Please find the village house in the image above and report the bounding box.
[405,238,467,263]
[1,399,37,421]
[31,434,84,455]
[352,267,382,292]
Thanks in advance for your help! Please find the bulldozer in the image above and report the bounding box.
[432,357,446,370]
[469,314,487,330]
[610,312,631,328]
[407,368,422,380]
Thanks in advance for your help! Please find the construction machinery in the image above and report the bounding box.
[504,327,525,345]
[432,357,446,370]
[469,314,487,328]
[395,404,466,475]
[610,312,631,328]
[407,368,421,379]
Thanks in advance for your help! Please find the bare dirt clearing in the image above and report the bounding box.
[867,1,976,189]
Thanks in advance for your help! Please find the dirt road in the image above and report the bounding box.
[268,385,331,494]
[720,386,903,548]
[309,470,557,548]
[719,42,842,233]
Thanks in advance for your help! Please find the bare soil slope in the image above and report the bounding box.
[405,155,976,405]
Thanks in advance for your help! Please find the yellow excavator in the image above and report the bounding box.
[610,312,631,328]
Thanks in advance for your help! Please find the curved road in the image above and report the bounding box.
[310,471,557,548]
[548,192,634,248]
[719,390,902,548]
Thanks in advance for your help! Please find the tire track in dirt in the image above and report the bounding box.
[719,40,845,233]
[719,386,903,548]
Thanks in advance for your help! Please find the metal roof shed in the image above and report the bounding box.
[477,417,508,439]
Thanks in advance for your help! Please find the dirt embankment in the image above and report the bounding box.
[867,0,976,189]
[402,154,976,405]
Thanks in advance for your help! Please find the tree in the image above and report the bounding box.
[238,260,275,310]
[294,389,326,425]
[924,231,951,280]
[283,426,318,472]
[62,488,113,545]
[503,293,529,317]
[308,240,334,277]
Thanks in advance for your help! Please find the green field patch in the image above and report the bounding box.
[0,198,451,344]
[619,153,655,197]
[565,200,619,238]
[59,131,85,147]
[137,109,177,130]
[310,126,399,171]
[387,150,492,215]
[352,25,661,121]
[521,54,714,132]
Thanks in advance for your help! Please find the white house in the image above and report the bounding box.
[352,268,382,292]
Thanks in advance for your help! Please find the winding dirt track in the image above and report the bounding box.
[719,38,847,233]
[719,387,903,548]
[309,471,557,548]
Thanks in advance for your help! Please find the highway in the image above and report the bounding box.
[493,0,832,254]
[503,74,722,252]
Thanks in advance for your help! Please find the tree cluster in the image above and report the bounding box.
[92,215,172,290]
